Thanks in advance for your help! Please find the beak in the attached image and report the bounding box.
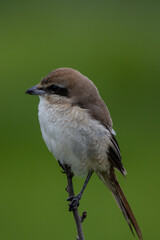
[25,85,45,95]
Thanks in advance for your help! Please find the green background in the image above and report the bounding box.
[0,1,160,239]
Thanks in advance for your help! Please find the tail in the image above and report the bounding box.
[97,170,143,239]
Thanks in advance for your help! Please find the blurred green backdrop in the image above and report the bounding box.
[0,0,160,239]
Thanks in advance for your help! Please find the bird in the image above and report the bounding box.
[26,67,142,239]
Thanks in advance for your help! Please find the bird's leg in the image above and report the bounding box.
[67,171,93,211]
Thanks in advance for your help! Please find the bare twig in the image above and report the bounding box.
[65,164,85,240]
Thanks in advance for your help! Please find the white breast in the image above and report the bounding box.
[38,97,111,176]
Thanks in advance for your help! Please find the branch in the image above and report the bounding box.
[64,164,85,240]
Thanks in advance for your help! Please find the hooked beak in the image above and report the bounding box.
[25,85,45,95]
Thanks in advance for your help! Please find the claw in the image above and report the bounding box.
[67,194,81,211]
[67,196,74,201]
[68,201,79,211]
[58,160,66,173]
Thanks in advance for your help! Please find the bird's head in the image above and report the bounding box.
[26,67,99,105]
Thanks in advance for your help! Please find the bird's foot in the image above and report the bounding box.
[67,193,81,211]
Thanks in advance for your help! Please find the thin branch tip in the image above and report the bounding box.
[63,164,85,240]
[81,211,87,223]
[65,186,69,193]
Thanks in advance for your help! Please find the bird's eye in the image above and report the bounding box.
[47,84,69,97]
[48,85,60,93]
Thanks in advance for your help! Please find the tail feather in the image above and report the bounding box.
[97,170,143,239]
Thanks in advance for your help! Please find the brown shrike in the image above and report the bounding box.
[26,67,142,239]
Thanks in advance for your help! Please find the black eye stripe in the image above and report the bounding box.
[47,84,69,97]
[47,85,60,92]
